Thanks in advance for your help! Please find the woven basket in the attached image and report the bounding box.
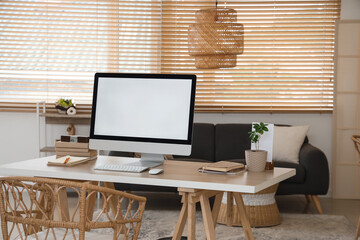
[217,184,281,227]
[188,8,244,69]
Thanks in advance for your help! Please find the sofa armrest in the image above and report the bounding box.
[298,143,329,195]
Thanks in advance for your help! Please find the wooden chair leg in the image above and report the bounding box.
[355,215,360,240]
[311,195,323,214]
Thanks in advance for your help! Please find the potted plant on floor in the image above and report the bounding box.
[246,122,269,172]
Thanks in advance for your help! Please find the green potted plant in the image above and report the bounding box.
[246,122,268,172]
[55,98,76,115]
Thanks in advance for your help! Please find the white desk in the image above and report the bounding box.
[0,156,295,240]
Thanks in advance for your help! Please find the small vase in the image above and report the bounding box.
[245,150,267,172]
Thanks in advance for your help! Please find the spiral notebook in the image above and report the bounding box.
[47,155,94,167]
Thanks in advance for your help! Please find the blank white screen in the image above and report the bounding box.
[94,77,192,140]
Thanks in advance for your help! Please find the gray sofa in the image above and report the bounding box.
[111,123,329,213]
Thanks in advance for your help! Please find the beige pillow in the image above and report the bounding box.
[273,125,310,163]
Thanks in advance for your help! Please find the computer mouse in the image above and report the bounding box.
[149,168,164,175]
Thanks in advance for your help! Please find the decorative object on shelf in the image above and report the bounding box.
[67,106,76,115]
[188,7,244,69]
[66,123,76,135]
[246,122,268,172]
[55,98,76,115]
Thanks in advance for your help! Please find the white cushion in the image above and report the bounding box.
[273,125,310,163]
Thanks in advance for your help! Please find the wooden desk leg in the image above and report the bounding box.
[200,194,216,240]
[233,193,254,240]
[212,192,224,229]
[172,194,188,240]
[174,189,222,240]
[28,192,45,235]
[102,182,126,234]
[102,182,119,215]
[226,192,233,227]
[84,181,98,232]
[56,186,70,221]
[188,194,196,240]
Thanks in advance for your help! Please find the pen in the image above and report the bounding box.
[64,157,70,164]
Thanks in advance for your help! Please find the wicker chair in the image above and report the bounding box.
[0,177,146,240]
[351,135,360,240]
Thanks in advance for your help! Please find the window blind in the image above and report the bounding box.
[161,0,340,112]
[0,0,162,106]
[0,0,340,112]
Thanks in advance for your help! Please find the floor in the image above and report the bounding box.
[135,191,360,227]
[1,190,359,239]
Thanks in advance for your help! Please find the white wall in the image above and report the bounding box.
[0,111,332,164]
[0,112,38,163]
[341,0,360,20]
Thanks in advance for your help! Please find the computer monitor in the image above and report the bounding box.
[89,72,196,165]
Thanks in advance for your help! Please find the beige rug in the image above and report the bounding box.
[137,210,356,240]
[1,210,356,239]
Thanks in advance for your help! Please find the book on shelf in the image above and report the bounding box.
[200,161,245,173]
[60,135,89,143]
[47,155,96,167]
[54,147,90,153]
[56,149,97,158]
[55,140,89,149]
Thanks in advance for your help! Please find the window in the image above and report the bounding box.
[0,0,340,112]
[0,0,162,107]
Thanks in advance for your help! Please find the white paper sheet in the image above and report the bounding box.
[251,122,274,163]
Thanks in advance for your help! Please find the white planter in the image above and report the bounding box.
[57,109,67,114]
[245,150,267,172]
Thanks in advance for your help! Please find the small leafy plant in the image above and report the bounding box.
[55,98,75,111]
[248,122,268,151]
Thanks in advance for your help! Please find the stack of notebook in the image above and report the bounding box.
[199,161,246,174]
[55,136,97,160]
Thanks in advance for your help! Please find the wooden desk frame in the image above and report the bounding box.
[0,156,295,240]
[173,188,254,240]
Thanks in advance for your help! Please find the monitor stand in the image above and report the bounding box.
[138,153,164,168]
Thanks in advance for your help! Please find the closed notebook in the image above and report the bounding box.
[47,155,90,166]
[55,140,89,149]
[201,161,245,172]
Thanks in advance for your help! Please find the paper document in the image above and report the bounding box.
[251,122,274,163]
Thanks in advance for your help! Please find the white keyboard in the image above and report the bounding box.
[95,164,149,173]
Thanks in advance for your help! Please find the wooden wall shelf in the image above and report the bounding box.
[40,146,56,153]
[37,102,92,156]
[39,113,91,119]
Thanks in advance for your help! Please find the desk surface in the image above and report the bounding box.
[0,156,295,194]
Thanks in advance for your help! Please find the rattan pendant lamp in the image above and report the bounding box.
[188,3,244,69]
